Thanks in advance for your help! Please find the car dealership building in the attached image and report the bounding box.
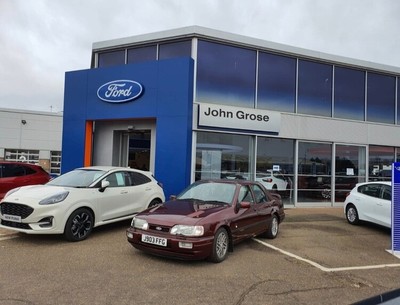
[62,26,400,206]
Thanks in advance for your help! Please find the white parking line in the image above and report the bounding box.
[253,238,400,272]
[0,233,19,241]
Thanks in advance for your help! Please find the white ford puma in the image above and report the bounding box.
[0,166,165,241]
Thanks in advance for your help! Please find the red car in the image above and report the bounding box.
[126,179,285,263]
[0,162,51,200]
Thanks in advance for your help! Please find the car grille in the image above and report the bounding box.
[0,219,31,230]
[148,224,170,233]
[0,202,34,219]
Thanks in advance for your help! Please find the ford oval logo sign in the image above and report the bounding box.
[97,80,143,103]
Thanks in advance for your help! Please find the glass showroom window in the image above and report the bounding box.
[335,145,366,202]
[5,149,40,163]
[334,67,365,121]
[159,40,192,60]
[196,40,256,107]
[256,137,295,205]
[298,142,332,202]
[367,72,395,124]
[97,50,125,67]
[397,78,400,125]
[298,60,333,117]
[127,45,157,64]
[257,52,296,113]
[196,132,252,181]
[369,146,395,181]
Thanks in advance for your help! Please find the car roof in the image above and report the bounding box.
[0,161,42,168]
[357,181,391,186]
[197,179,262,186]
[75,166,152,175]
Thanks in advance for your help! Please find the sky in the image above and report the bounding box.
[0,0,399,113]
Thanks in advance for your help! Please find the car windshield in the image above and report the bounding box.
[178,182,236,205]
[47,169,106,187]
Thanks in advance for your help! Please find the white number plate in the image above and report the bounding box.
[4,214,22,223]
[141,234,167,247]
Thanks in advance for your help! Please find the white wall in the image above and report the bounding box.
[0,108,62,152]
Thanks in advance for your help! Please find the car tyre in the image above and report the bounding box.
[64,208,94,242]
[148,199,161,208]
[346,204,359,225]
[209,227,229,263]
[262,214,279,239]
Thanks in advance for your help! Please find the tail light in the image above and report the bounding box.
[263,178,273,183]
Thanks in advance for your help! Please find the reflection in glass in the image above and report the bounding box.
[298,142,332,202]
[335,145,366,201]
[257,52,296,112]
[127,45,157,64]
[298,60,332,117]
[397,78,400,125]
[196,132,251,181]
[196,40,256,107]
[159,40,192,60]
[369,146,394,181]
[256,137,294,205]
[98,50,125,67]
[334,67,365,121]
[367,72,395,124]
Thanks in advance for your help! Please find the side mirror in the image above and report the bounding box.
[235,201,251,212]
[99,180,110,192]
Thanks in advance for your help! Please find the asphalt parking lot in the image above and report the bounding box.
[1,207,400,305]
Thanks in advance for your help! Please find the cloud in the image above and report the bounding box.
[0,0,399,112]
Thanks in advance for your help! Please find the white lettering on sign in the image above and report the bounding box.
[105,84,133,98]
[198,103,280,133]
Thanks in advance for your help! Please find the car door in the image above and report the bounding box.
[373,184,391,227]
[357,183,381,222]
[97,171,136,221]
[251,184,275,234]
[230,185,260,241]
[273,171,288,191]
[125,171,155,212]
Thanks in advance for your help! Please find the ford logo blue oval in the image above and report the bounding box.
[97,80,143,103]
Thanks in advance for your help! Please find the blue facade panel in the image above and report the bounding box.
[62,58,194,198]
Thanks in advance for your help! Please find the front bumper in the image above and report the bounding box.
[126,227,214,261]
[0,201,65,234]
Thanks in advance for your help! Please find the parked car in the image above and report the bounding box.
[344,181,391,228]
[0,161,51,200]
[256,170,291,191]
[0,166,165,241]
[126,179,285,263]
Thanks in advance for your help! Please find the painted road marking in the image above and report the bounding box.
[253,238,400,272]
[0,233,19,241]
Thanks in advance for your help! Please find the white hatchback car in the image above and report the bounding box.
[0,166,165,241]
[344,181,391,228]
[256,170,290,191]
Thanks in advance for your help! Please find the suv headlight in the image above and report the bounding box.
[170,225,204,236]
[39,191,69,205]
[132,217,148,230]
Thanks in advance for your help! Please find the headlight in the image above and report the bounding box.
[39,191,69,205]
[132,217,148,230]
[170,225,204,236]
